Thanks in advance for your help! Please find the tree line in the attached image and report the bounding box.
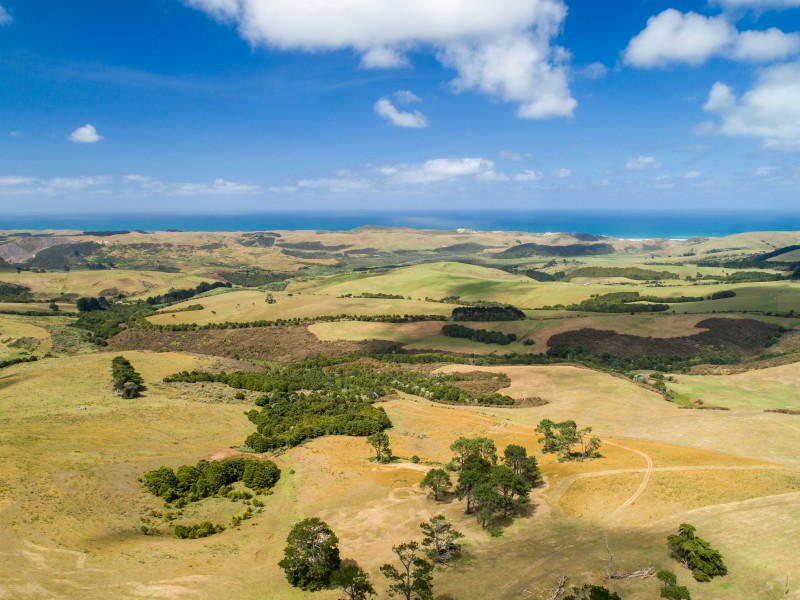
[441,323,518,345]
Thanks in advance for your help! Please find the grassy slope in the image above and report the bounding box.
[2,355,799,599]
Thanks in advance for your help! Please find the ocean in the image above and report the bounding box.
[1,211,798,239]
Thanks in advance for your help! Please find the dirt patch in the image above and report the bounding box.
[449,371,512,395]
[107,325,402,364]
[547,318,782,357]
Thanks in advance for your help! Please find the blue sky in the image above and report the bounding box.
[1,0,799,213]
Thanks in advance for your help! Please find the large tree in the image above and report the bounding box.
[380,541,434,600]
[420,515,464,563]
[449,436,497,469]
[536,419,601,462]
[278,518,341,591]
[420,468,451,501]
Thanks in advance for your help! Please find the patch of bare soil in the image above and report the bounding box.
[107,325,402,364]
[547,317,782,358]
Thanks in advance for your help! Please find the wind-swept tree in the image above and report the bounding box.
[667,523,727,582]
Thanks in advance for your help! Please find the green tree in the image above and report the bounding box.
[657,569,691,599]
[536,419,601,462]
[667,523,727,582]
[502,444,540,486]
[367,431,392,463]
[420,469,451,501]
[490,465,530,517]
[331,563,376,600]
[473,480,502,528]
[380,541,433,600]
[278,518,341,591]
[563,584,622,600]
[419,515,464,563]
[449,436,497,468]
[456,454,491,514]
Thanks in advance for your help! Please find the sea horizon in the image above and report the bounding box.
[1,210,798,239]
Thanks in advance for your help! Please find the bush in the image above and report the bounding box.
[111,356,144,398]
[174,521,224,539]
[452,303,526,321]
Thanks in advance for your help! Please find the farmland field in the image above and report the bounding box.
[0,227,798,600]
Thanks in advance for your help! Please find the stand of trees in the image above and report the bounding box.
[443,437,540,530]
[536,419,601,462]
[111,356,144,398]
[145,280,230,305]
[279,518,342,591]
[442,323,517,345]
[451,303,526,321]
[142,457,280,504]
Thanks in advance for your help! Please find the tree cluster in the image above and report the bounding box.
[451,303,526,321]
[441,323,518,345]
[142,457,280,505]
[444,437,540,529]
[536,419,601,462]
[111,355,145,398]
[145,280,230,305]
[77,296,110,312]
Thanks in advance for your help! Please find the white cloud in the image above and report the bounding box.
[702,62,800,149]
[0,176,36,187]
[47,176,110,189]
[623,9,799,68]
[713,0,800,8]
[576,62,608,80]
[268,185,298,193]
[380,157,494,183]
[393,90,421,104]
[68,124,103,144]
[552,167,572,178]
[626,156,663,170]
[685,170,704,179]
[0,5,12,26]
[360,46,409,68]
[754,166,780,176]
[499,150,524,161]
[185,0,577,120]
[174,179,260,195]
[730,28,800,62]
[477,170,510,182]
[514,169,543,181]
[297,177,371,193]
[653,175,674,189]
[374,97,429,128]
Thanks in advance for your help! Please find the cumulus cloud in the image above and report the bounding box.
[685,170,704,179]
[374,97,429,128]
[0,5,12,26]
[380,157,494,183]
[552,167,572,178]
[626,156,663,170]
[623,9,799,68]
[68,124,103,144]
[297,177,371,193]
[184,0,577,119]
[0,176,36,187]
[701,62,800,149]
[393,90,422,104]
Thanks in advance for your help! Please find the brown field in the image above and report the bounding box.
[3,354,799,599]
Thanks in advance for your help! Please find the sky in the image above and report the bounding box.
[1,0,800,214]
